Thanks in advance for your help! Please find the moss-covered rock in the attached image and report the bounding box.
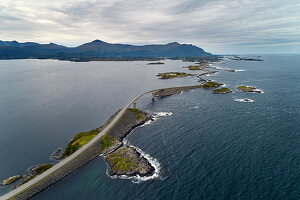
[104,146,154,176]
[237,86,262,93]
[183,65,204,70]
[156,72,194,79]
[200,81,222,89]
[212,87,232,94]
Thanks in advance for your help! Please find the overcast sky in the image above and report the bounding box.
[0,0,299,54]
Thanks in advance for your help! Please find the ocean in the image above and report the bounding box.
[0,55,299,199]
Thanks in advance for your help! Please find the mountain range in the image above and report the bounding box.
[0,40,213,61]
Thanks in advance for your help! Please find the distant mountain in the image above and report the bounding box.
[0,39,213,61]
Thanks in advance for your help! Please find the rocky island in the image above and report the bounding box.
[212,87,232,94]
[104,146,155,176]
[237,86,262,93]
[156,72,195,79]
[184,65,204,70]
[1,175,21,186]
[147,62,164,65]
[230,56,263,61]
[200,81,223,89]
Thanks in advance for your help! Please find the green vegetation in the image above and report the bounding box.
[100,135,116,152]
[212,87,232,94]
[156,72,194,79]
[184,65,203,70]
[62,128,100,157]
[106,149,137,171]
[127,108,144,120]
[18,164,54,186]
[200,81,222,89]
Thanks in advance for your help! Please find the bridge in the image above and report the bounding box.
[0,90,156,200]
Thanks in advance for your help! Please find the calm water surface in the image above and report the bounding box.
[0,56,299,199]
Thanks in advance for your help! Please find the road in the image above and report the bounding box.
[0,90,155,200]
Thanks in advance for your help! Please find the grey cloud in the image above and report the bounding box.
[0,0,299,53]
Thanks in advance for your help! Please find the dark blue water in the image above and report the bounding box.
[1,56,300,199]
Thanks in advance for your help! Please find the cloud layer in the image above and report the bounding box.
[0,0,299,54]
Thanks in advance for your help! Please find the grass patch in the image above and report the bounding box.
[106,149,137,171]
[212,87,232,93]
[127,108,144,120]
[100,135,116,152]
[62,128,100,157]
[201,81,222,89]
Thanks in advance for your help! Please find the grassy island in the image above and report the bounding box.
[18,164,54,186]
[184,65,204,70]
[200,81,222,89]
[212,87,232,94]
[237,86,262,93]
[156,72,194,79]
[104,146,154,176]
[62,128,100,157]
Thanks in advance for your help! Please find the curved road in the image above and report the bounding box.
[0,90,156,200]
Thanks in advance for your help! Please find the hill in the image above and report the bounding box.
[0,39,213,61]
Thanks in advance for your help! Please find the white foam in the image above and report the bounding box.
[235,69,246,72]
[108,145,161,183]
[192,106,199,109]
[234,98,254,103]
[140,112,172,127]
[153,112,173,117]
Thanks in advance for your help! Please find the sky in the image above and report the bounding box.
[0,0,299,54]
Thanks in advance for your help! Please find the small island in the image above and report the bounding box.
[183,65,204,70]
[200,81,223,89]
[212,87,232,94]
[104,146,155,176]
[1,175,21,186]
[156,72,194,79]
[237,86,262,93]
[147,62,164,65]
[230,56,263,61]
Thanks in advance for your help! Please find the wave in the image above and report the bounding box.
[192,106,199,109]
[108,144,161,183]
[140,112,173,127]
[235,69,246,72]
[234,98,254,103]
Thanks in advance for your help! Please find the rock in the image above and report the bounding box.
[237,86,262,93]
[1,175,21,186]
[104,146,155,177]
[212,87,232,94]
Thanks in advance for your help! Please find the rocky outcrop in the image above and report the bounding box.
[104,146,155,177]
[237,86,262,93]
[212,87,232,94]
[1,175,21,186]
